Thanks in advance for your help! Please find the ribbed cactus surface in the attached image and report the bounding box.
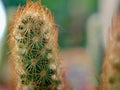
[9,1,63,90]
[100,13,120,90]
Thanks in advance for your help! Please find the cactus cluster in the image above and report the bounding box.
[100,13,120,90]
[9,1,63,90]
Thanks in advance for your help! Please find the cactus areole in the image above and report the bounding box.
[9,1,64,90]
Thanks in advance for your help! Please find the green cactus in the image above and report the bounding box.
[8,1,64,90]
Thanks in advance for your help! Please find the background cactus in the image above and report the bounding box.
[99,13,120,90]
[8,0,64,90]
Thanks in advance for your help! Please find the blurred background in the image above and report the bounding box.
[0,0,119,90]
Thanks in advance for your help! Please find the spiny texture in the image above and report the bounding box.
[100,13,120,90]
[8,1,64,90]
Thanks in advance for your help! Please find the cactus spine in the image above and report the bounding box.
[9,1,64,90]
[100,13,120,90]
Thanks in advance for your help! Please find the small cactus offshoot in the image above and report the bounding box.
[8,0,64,90]
[100,13,120,90]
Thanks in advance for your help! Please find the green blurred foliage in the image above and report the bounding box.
[0,32,8,83]
[42,0,71,49]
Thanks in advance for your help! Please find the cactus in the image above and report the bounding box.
[8,0,64,90]
[99,13,120,90]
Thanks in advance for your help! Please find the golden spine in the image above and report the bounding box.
[100,13,120,90]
